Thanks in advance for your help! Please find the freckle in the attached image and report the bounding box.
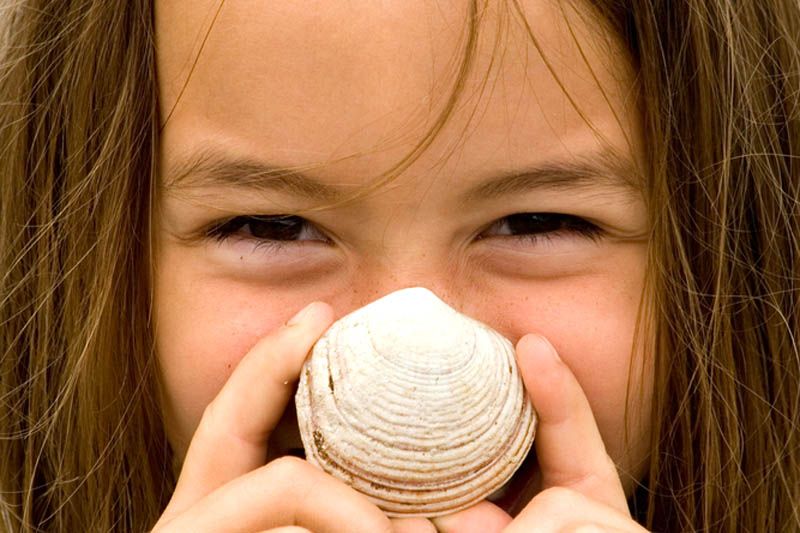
[226,363,231,369]
[239,256,243,261]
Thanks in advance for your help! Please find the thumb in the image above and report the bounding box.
[516,334,629,516]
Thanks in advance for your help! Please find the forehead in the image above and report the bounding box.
[155,0,639,183]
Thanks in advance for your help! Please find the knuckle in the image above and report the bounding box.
[194,400,222,439]
[200,398,219,423]
[530,486,584,511]
[267,455,313,481]
[193,399,253,450]
[195,397,241,444]
[598,453,619,477]
[539,485,580,503]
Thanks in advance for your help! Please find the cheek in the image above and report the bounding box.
[154,268,306,457]
[486,276,652,480]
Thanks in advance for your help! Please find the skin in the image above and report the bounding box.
[152,0,653,531]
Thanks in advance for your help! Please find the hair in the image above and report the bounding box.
[1,0,798,531]
[603,2,800,530]
[0,1,170,530]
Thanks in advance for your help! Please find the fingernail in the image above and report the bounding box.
[287,302,318,326]
[522,334,561,362]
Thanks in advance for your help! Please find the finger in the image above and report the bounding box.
[164,302,335,518]
[431,501,511,533]
[159,456,392,533]
[515,334,629,515]
[503,487,648,533]
[390,516,437,533]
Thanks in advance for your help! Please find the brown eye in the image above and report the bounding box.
[208,215,328,243]
[246,216,305,240]
[480,213,601,241]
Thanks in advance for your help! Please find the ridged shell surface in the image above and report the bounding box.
[295,287,536,517]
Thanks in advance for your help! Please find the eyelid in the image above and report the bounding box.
[204,214,330,244]
[478,212,604,241]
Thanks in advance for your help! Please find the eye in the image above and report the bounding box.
[206,215,329,244]
[478,213,602,242]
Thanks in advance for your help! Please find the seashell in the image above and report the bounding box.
[295,287,537,517]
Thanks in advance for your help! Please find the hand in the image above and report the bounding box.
[432,334,650,533]
[151,302,394,533]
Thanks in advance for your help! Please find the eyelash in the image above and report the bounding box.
[205,213,602,248]
[477,213,603,243]
[206,215,329,251]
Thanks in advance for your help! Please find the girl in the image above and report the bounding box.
[1,0,798,531]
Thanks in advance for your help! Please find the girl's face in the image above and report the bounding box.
[154,0,652,510]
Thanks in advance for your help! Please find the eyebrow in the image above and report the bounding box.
[165,148,344,201]
[164,146,640,203]
[463,149,640,202]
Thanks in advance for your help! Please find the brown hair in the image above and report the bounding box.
[0,1,170,530]
[596,2,800,530]
[1,0,799,531]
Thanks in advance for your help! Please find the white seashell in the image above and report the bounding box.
[295,287,537,517]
